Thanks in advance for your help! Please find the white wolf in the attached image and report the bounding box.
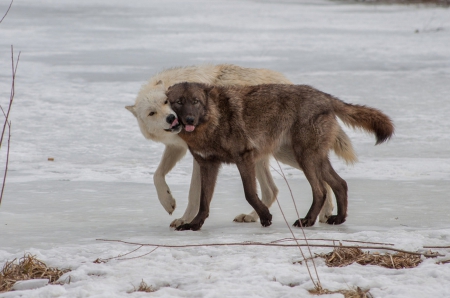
[126,64,356,227]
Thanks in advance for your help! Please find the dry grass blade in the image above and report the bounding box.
[0,254,70,293]
[352,0,450,5]
[309,287,373,298]
[437,259,450,265]
[322,247,422,269]
[132,280,156,293]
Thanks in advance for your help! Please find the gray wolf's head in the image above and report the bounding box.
[126,83,181,140]
[165,82,212,133]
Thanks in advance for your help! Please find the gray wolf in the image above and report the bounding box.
[125,64,357,227]
[166,82,394,230]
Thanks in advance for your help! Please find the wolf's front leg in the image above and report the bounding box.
[235,155,272,227]
[154,145,187,215]
[176,159,220,231]
[170,159,201,227]
[234,157,278,223]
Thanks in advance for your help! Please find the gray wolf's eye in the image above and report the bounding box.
[176,99,183,105]
[193,98,199,104]
[149,112,156,116]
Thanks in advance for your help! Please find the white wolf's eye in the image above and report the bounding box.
[149,112,156,116]
[164,100,168,104]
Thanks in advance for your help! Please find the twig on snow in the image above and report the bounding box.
[96,238,443,258]
[270,237,395,246]
[423,245,450,249]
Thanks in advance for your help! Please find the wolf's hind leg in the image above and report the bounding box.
[233,157,278,223]
[274,144,334,223]
[290,134,330,228]
[321,159,348,225]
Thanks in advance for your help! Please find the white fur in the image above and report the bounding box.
[126,64,338,227]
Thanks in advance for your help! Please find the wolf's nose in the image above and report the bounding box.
[186,116,195,125]
[166,114,176,124]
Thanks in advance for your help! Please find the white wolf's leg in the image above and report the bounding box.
[154,145,187,215]
[170,159,201,227]
[318,184,334,223]
[234,157,278,223]
[274,145,335,223]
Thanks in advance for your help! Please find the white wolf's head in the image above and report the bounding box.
[126,82,181,143]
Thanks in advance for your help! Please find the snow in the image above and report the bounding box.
[1,0,450,297]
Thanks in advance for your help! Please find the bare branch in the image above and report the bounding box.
[1,46,20,148]
[0,121,11,205]
[118,247,159,261]
[96,238,443,258]
[271,159,322,291]
[0,0,14,24]
[270,237,395,246]
[0,46,20,206]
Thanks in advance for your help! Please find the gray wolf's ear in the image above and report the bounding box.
[166,84,174,96]
[125,105,137,118]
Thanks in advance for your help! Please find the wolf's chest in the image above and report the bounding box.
[188,134,262,165]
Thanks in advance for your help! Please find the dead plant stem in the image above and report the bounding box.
[0,0,14,24]
[271,158,322,291]
[95,239,442,258]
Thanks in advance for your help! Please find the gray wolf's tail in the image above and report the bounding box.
[331,95,394,145]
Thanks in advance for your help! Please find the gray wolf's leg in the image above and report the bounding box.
[176,158,220,231]
[154,145,187,215]
[170,159,201,227]
[321,159,348,225]
[236,154,272,227]
[292,153,328,227]
[274,145,334,223]
[234,157,278,223]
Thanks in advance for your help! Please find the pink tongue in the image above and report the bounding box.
[170,118,179,128]
[185,125,195,132]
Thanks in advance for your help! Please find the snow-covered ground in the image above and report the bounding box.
[1,0,450,297]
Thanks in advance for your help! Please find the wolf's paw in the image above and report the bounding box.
[233,213,258,223]
[293,218,316,227]
[326,215,346,225]
[170,218,187,228]
[160,193,176,215]
[175,221,203,231]
[318,209,333,223]
[259,213,272,227]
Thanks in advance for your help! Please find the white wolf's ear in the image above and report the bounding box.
[125,105,137,118]
[155,80,166,90]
